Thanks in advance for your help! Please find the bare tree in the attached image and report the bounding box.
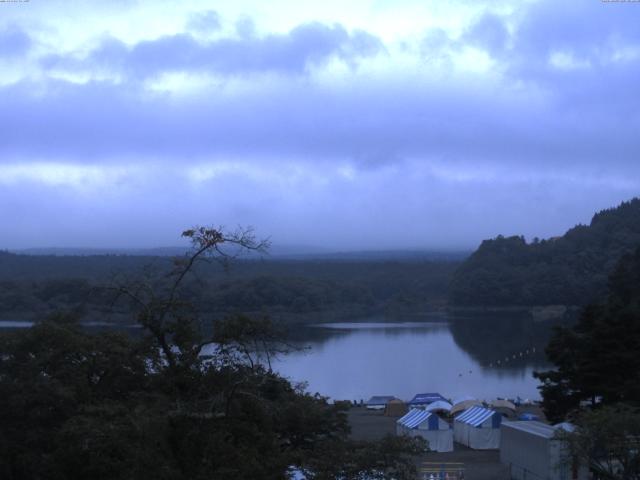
[109,225,269,369]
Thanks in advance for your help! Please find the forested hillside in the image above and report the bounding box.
[0,253,459,323]
[450,198,640,307]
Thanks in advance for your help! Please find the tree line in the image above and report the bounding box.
[535,246,640,479]
[0,226,427,479]
[0,252,458,323]
[449,198,640,307]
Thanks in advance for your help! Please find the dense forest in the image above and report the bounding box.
[535,245,640,422]
[0,251,460,324]
[0,228,426,479]
[532,247,640,479]
[4,198,640,320]
[449,198,640,307]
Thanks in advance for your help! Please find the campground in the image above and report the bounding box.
[347,405,542,480]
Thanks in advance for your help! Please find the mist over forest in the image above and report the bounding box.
[3,198,638,326]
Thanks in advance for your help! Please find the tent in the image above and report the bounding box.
[425,400,453,414]
[408,392,447,407]
[500,421,588,480]
[384,399,408,417]
[450,399,482,415]
[366,396,396,410]
[452,395,477,405]
[490,399,516,411]
[396,409,453,452]
[491,400,517,419]
[454,406,501,449]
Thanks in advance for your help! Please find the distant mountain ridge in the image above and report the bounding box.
[9,246,469,262]
[450,198,640,307]
[0,247,460,323]
[12,247,190,257]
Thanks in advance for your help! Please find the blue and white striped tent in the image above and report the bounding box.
[454,406,501,449]
[396,409,453,452]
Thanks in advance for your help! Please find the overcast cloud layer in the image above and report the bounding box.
[1,0,639,250]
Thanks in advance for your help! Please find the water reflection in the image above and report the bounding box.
[0,315,561,403]
[0,321,35,328]
[275,315,558,402]
[448,312,559,371]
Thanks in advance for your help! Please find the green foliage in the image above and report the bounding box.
[535,247,640,422]
[0,226,424,480]
[559,405,640,480]
[0,257,458,323]
[0,314,415,479]
[0,318,157,480]
[450,198,640,306]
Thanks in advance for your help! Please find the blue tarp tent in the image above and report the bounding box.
[408,392,447,406]
[396,409,453,452]
[454,406,502,449]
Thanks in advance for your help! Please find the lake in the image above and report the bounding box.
[274,315,555,403]
[0,312,558,403]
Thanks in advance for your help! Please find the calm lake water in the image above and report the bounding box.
[274,315,555,402]
[0,313,558,403]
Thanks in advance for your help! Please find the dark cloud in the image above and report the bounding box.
[0,159,635,250]
[1,69,638,175]
[512,0,640,63]
[454,0,640,71]
[450,1,640,117]
[463,13,508,55]
[235,16,256,39]
[0,26,31,58]
[43,22,384,77]
[186,10,221,34]
[507,1,640,122]
[2,1,639,249]
[0,70,639,178]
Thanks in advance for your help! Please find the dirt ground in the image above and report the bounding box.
[347,407,512,480]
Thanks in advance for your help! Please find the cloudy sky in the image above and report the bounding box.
[1,0,639,250]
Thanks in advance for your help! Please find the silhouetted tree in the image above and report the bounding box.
[559,404,640,480]
[535,247,640,422]
[0,225,425,480]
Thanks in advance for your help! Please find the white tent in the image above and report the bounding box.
[454,406,501,449]
[500,421,589,480]
[396,409,453,452]
[425,400,453,414]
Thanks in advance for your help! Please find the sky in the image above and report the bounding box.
[1,0,639,251]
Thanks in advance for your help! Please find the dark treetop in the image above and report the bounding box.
[450,198,640,307]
